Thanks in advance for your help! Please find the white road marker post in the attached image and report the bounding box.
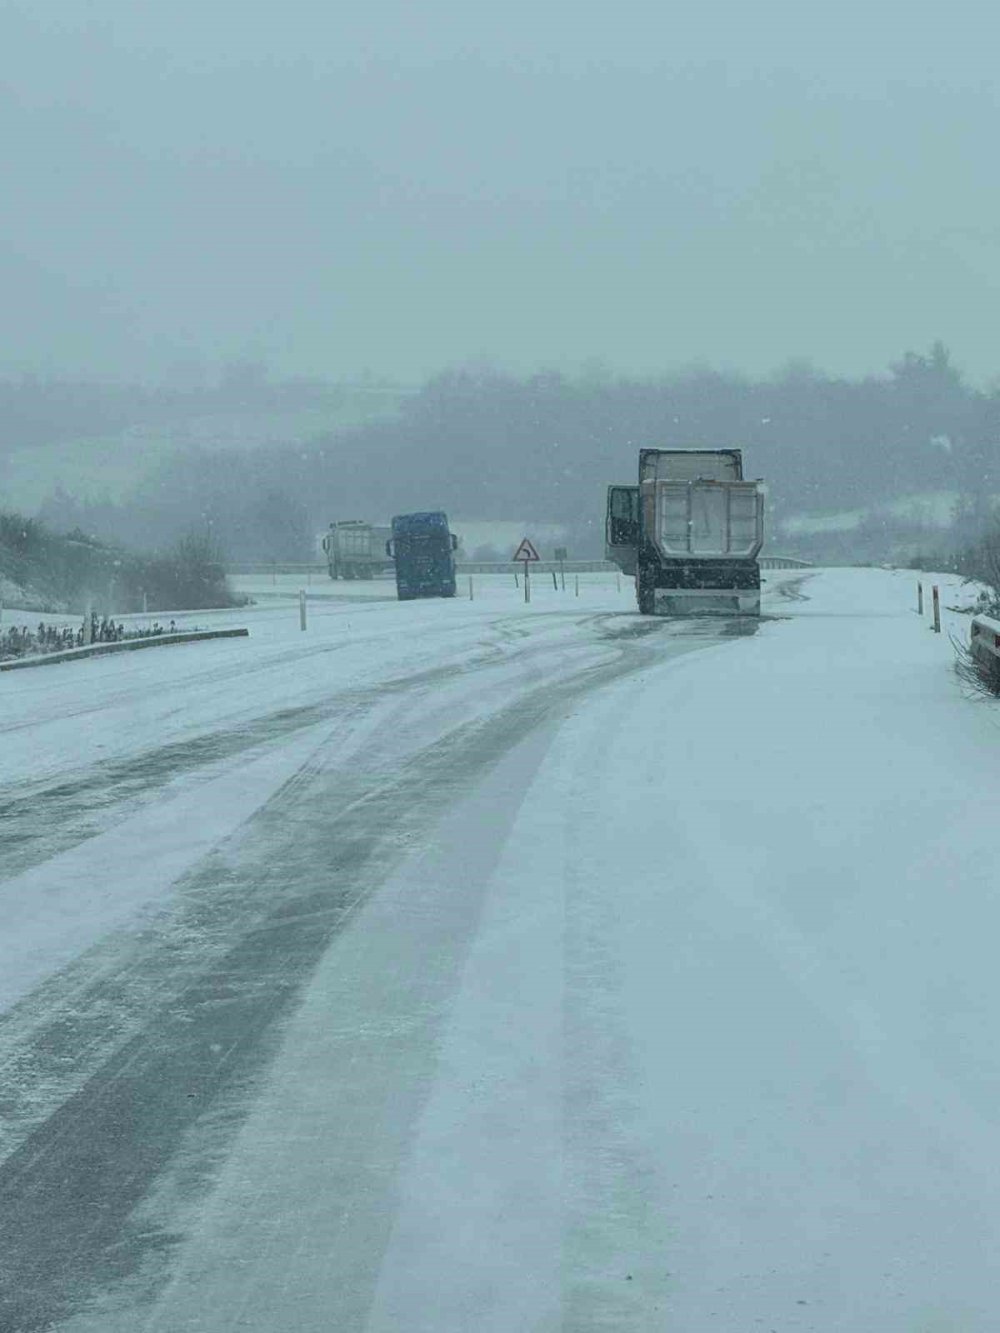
[468,575,474,600]
[932,585,941,632]
[917,582,924,615]
[299,589,307,631]
[575,575,580,597]
[551,569,558,591]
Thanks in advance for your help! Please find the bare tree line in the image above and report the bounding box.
[11,345,1000,565]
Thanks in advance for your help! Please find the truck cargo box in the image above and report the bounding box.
[652,480,764,559]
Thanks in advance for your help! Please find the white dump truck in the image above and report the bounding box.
[606,448,764,614]
[322,520,394,580]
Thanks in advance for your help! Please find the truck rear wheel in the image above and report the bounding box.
[636,568,655,615]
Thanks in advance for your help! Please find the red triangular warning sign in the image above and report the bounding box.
[512,538,541,562]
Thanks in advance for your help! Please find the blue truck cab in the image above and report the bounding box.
[386,511,458,600]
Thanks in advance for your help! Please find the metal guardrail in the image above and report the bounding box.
[228,555,812,578]
[970,615,1000,667]
[227,563,330,576]
[457,560,615,574]
[969,614,1000,692]
[0,628,250,673]
[226,560,617,578]
[759,556,812,569]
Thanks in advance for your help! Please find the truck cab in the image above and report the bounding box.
[387,511,458,600]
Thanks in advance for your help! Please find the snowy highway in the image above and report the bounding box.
[2,569,1000,1330]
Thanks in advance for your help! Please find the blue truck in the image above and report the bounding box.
[386,512,458,600]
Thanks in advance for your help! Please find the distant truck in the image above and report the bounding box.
[322,521,393,580]
[387,512,458,600]
[606,448,764,615]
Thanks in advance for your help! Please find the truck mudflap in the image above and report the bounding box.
[652,587,761,616]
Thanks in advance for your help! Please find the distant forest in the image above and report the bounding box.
[5,345,999,563]
[0,364,405,450]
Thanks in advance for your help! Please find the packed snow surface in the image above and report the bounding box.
[3,568,999,1331]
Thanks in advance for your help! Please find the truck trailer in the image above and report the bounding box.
[606,448,764,615]
[322,521,393,580]
[387,512,458,600]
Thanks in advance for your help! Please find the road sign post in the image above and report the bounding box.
[554,546,568,591]
[512,538,540,605]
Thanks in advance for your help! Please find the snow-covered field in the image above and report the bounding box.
[2,567,998,1331]
[778,489,985,538]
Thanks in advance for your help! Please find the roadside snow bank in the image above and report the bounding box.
[0,627,249,672]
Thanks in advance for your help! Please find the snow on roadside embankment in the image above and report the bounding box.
[365,567,1000,1330]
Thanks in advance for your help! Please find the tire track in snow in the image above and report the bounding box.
[0,610,601,883]
[0,618,746,1333]
[0,665,457,882]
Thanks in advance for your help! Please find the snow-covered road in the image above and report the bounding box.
[2,569,998,1330]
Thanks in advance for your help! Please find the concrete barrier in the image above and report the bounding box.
[0,628,249,673]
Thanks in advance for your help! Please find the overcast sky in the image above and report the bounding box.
[2,0,999,383]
